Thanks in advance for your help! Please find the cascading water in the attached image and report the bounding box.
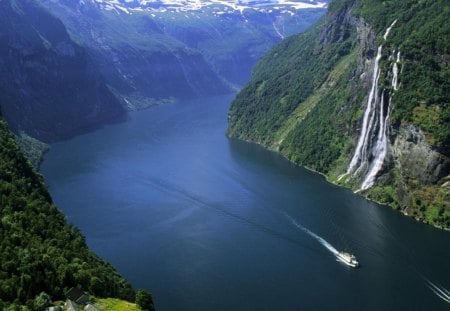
[340,20,400,191]
[341,46,383,178]
[383,19,397,40]
[360,92,390,190]
[360,51,401,190]
[392,51,401,91]
[273,20,285,39]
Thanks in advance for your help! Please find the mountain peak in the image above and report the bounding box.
[88,0,327,14]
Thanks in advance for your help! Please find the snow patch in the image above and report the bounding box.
[89,0,327,14]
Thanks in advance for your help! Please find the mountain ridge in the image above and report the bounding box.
[86,0,327,14]
[40,0,327,107]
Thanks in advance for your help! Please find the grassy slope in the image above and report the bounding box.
[94,298,141,311]
[228,20,355,142]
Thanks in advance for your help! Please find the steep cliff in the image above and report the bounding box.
[38,0,233,108]
[0,0,126,142]
[228,0,450,228]
[148,8,326,86]
[39,0,326,107]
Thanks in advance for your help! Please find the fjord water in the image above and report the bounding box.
[41,95,450,310]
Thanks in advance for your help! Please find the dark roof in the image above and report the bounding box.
[66,287,90,305]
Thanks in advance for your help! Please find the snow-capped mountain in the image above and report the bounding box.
[40,0,327,108]
[90,0,327,14]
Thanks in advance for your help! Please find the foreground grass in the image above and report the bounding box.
[94,298,141,311]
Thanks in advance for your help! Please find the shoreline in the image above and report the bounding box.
[229,134,450,232]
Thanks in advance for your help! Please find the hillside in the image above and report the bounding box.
[228,0,450,228]
[0,118,137,308]
[38,0,326,108]
[0,0,326,144]
[0,0,126,143]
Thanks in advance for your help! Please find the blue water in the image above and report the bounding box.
[41,95,450,310]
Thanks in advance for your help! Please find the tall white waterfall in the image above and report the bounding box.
[340,20,400,190]
[360,51,401,190]
[343,46,383,177]
[360,92,390,190]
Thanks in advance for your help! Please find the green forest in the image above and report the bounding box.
[360,0,450,145]
[228,0,449,228]
[0,118,137,309]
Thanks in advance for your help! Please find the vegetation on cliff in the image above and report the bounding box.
[0,118,136,308]
[228,0,449,228]
[358,0,450,146]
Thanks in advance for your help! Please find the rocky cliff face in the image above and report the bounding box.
[228,0,450,228]
[390,124,450,223]
[393,125,448,186]
[0,0,126,142]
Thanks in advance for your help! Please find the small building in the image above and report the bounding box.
[66,287,90,305]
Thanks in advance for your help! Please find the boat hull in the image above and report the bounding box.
[336,252,359,268]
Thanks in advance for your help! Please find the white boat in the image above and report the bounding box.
[336,251,359,267]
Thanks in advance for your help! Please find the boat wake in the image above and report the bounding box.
[427,280,450,304]
[284,213,339,257]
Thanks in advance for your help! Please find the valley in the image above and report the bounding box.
[41,94,450,310]
[0,0,449,309]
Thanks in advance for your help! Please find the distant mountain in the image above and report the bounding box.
[228,0,450,228]
[40,0,327,107]
[0,0,126,143]
[87,0,327,13]
[0,0,326,142]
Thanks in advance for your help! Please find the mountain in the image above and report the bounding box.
[0,0,326,142]
[39,0,327,108]
[0,0,126,143]
[228,0,450,228]
[146,4,327,86]
[0,1,151,308]
[86,0,327,13]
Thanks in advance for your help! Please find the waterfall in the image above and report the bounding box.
[341,46,383,178]
[360,51,401,190]
[392,51,400,90]
[340,20,400,190]
[360,93,390,190]
[273,21,285,39]
[383,20,397,40]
